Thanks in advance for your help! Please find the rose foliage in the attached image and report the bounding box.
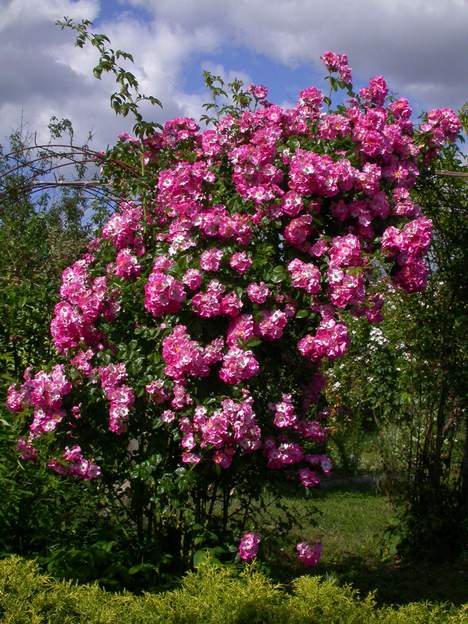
[6,51,461,569]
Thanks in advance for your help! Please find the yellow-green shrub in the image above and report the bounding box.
[0,557,466,624]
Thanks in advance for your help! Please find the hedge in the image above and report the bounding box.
[0,556,466,623]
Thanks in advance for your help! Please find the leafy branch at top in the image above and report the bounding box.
[56,17,163,138]
[200,71,254,125]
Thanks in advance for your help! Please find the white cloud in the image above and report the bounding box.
[0,0,219,148]
[0,0,100,30]
[0,0,465,156]
[128,0,468,110]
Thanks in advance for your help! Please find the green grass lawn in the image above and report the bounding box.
[264,483,468,606]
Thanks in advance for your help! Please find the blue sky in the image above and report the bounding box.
[95,0,333,115]
[98,0,325,104]
[0,0,466,148]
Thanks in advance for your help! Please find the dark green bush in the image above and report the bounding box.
[0,556,466,624]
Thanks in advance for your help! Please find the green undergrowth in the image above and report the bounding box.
[1,556,467,624]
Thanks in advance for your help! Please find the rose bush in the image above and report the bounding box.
[5,50,461,570]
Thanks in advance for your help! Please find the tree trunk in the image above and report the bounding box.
[458,411,468,516]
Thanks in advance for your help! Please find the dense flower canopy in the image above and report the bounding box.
[6,51,461,565]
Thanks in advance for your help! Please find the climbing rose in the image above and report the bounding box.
[296,541,322,566]
[6,49,459,567]
[238,532,261,561]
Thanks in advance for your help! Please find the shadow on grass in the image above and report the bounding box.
[269,552,468,607]
[271,473,384,500]
[321,555,468,606]
[265,481,468,607]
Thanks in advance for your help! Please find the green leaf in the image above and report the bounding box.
[245,338,262,348]
[269,265,287,284]
[193,549,211,567]
[128,562,157,575]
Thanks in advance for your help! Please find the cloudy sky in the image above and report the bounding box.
[1,0,467,149]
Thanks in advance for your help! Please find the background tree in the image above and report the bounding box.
[0,122,126,583]
[325,125,467,561]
